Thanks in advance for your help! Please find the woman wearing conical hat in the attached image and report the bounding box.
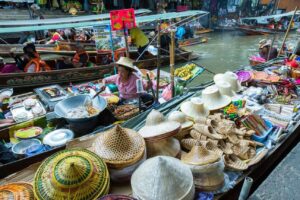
[102,57,154,107]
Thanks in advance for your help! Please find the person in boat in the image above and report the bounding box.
[0,57,20,74]
[129,27,149,59]
[10,43,40,71]
[259,40,278,61]
[0,94,14,128]
[57,44,89,69]
[24,50,51,73]
[46,30,64,44]
[102,57,154,107]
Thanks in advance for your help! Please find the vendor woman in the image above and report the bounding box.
[102,57,154,107]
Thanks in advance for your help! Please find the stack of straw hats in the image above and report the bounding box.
[180,97,210,119]
[168,111,194,140]
[180,113,264,172]
[92,125,146,181]
[0,182,34,200]
[181,143,224,191]
[139,110,182,158]
[214,71,242,94]
[202,85,232,111]
[33,149,110,199]
[131,156,195,200]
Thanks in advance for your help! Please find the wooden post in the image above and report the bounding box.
[156,22,161,102]
[123,21,130,57]
[170,29,175,98]
[278,7,298,57]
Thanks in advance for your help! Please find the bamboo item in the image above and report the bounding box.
[170,30,175,97]
[156,22,161,102]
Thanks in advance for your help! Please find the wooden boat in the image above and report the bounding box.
[249,57,265,66]
[195,28,213,35]
[178,36,208,47]
[237,25,292,35]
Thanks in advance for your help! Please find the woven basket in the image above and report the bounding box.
[0,182,34,200]
[92,125,146,169]
[33,148,110,200]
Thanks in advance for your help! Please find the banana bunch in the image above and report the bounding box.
[175,63,196,80]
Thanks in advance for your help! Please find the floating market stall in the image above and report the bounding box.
[1,55,300,199]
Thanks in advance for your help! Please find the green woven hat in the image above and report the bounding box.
[34,148,110,200]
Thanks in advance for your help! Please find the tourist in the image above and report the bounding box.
[46,30,64,44]
[57,44,89,69]
[102,57,153,107]
[259,40,278,61]
[129,27,149,59]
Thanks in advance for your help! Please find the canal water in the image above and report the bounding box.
[177,31,299,86]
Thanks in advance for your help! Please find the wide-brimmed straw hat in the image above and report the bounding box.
[259,39,271,49]
[34,149,110,200]
[180,97,209,119]
[202,85,231,111]
[131,156,195,200]
[92,125,146,169]
[214,72,242,92]
[168,111,194,130]
[116,57,137,71]
[181,144,220,166]
[215,82,236,97]
[138,109,181,141]
[0,182,34,200]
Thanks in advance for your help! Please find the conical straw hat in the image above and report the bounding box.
[34,149,110,200]
[138,110,181,141]
[93,125,145,169]
[131,156,195,200]
[0,182,34,200]
[181,144,220,166]
[168,111,194,130]
[146,137,181,158]
[180,97,209,119]
[202,85,231,111]
[116,57,137,71]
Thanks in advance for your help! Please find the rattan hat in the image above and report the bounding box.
[146,137,181,158]
[224,154,248,171]
[116,57,137,71]
[93,125,145,169]
[138,109,181,141]
[214,72,242,92]
[0,182,34,200]
[202,85,231,111]
[131,156,195,200]
[180,97,209,119]
[33,149,110,200]
[168,111,194,130]
[182,144,220,166]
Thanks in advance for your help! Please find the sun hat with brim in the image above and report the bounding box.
[215,82,236,97]
[131,156,195,200]
[259,40,271,49]
[168,111,194,130]
[42,129,74,147]
[180,97,209,119]
[116,57,137,72]
[202,85,231,111]
[34,149,110,200]
[182,144,220,166]
[0,182,34,200]
[92,125,145,169]
[138,109,181,141]
[214,72,242,92]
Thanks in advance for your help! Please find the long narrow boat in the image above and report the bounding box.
[237,24,295,35]
[178,36,208,47]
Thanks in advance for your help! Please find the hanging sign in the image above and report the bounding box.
[110,8,136,31]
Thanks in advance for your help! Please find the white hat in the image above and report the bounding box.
[168,111,194,130]
[138,110,181,141]
[214,72,242,92]
[180,97,209,119]
[131,156,195,200]
[215,81,236,97]
[202,85,231,111]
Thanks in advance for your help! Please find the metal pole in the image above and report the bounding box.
[156,22,161,102]
[278,7,298,57]
[123,21,130,57]
[170,29,175,98]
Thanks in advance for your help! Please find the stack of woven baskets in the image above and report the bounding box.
[92,125,146,181]
[138,110,182,158]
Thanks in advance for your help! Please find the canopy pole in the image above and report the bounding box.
[123,21,130,57]
[278,7,298,57]
[156,22,161,102]
[170,29,175,98]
